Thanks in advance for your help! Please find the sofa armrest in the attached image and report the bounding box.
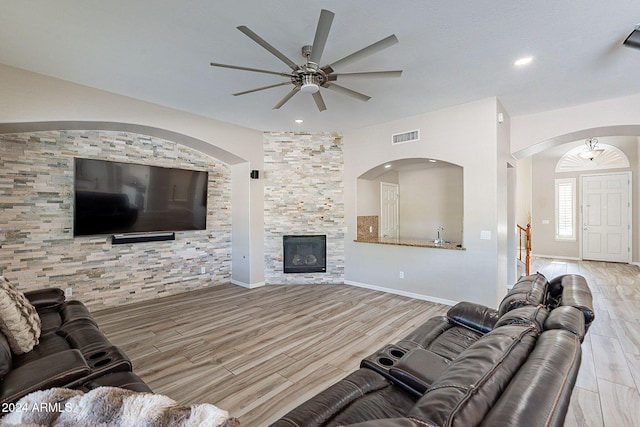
[0,349,90,404]
[549,274,595,329]
[389,349,450,394]
[447,302,499,334]
[23,288,66,310]
[270,369,391,427]
[545,306,585,342]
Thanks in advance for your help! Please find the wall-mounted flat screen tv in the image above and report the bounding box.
[74,158,208,236]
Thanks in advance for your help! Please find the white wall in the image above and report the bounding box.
[344,98,509,307]
[230,163,265,287]
[516,157,532,227]
[398,166,463,242]
[497,100,515,293]
[511,93,640,158]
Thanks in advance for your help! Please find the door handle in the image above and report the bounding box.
[583,227,588,230]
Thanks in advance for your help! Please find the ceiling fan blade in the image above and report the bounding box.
[210,62,292,77]
[273,87,300,109]
[324,84,371,102]
[325,34,399,72]
[237,25,299,71]
[233,81,292,96]
[309,9,335,65]
[312,91,327,112]
[331,70,403,79]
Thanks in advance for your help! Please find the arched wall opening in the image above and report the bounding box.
[514,124,640,265]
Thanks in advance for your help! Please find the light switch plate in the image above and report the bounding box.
[480,230,492,240]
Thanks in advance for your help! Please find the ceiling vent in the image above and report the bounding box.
[391,129,420,145]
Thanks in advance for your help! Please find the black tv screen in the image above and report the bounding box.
[74,158,208,236]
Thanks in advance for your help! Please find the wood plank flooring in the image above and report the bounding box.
[533,258,640,427]
[92,283,449,425]
[92,258,640,426]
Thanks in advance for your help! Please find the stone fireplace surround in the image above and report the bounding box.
[263,131,345,285]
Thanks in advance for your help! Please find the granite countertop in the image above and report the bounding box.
[354,237,465,250]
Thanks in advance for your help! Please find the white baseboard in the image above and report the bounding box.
[231,280,266,289]
[344,280,457,306]
[531,253,581,261]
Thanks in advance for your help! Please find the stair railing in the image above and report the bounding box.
[517,223,531,276]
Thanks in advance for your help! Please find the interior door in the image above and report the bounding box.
[582,172,631,263]
[380,182,399,239]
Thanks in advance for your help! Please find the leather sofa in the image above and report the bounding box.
[0,287,150,405]
[271,272,594,427]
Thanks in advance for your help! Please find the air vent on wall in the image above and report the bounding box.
[391,129,420,145]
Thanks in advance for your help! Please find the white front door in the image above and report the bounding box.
[582,172,631,263]
[380,182,399,239]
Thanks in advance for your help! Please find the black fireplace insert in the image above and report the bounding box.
[283,235,326,273]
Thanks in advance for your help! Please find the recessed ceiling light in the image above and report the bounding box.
[384,164,392,169]
[294,119,304,124]
[429,159,437,163]
[514,56,533,67]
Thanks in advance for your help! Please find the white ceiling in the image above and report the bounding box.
[2,1,640,132]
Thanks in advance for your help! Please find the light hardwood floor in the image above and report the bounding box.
[92,258,640,426]
[532,258,640,427]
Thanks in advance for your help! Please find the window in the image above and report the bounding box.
[555,178,576,240]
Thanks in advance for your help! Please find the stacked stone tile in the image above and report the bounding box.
[0,130,231,311]
[263,132,345,285]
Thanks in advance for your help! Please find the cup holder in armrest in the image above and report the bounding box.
[88,351,108,360]
[361,345,407,374]
[378,357,395,367]
[83,346,131,373]
[92,357,114,368]
[389,348,406,358]
[64,346,134,389]
[361,344,421,397]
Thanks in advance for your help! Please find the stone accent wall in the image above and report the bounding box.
[0,130,231,310]
[263,132,344,284]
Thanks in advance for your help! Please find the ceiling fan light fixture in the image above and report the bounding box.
[300,74,320,93]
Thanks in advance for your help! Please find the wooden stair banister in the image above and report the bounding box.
[517,223,531,276]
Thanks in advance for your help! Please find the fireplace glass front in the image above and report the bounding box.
[283,235,326,273]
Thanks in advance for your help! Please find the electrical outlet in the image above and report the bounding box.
[200,267,206,274]
[65,287,73,298]
[399,271,404,279]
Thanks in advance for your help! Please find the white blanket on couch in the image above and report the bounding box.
[0,387,240,427]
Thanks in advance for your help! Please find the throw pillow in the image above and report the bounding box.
[0,276,41,354]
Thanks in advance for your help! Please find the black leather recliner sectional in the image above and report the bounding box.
[270,273,595,427]
[0,287,150,405]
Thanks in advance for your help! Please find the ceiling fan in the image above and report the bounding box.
[210,9,402,111]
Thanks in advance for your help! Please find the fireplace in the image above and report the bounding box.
[283,235,326,273]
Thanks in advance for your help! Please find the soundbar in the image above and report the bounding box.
[111,232,175,244]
